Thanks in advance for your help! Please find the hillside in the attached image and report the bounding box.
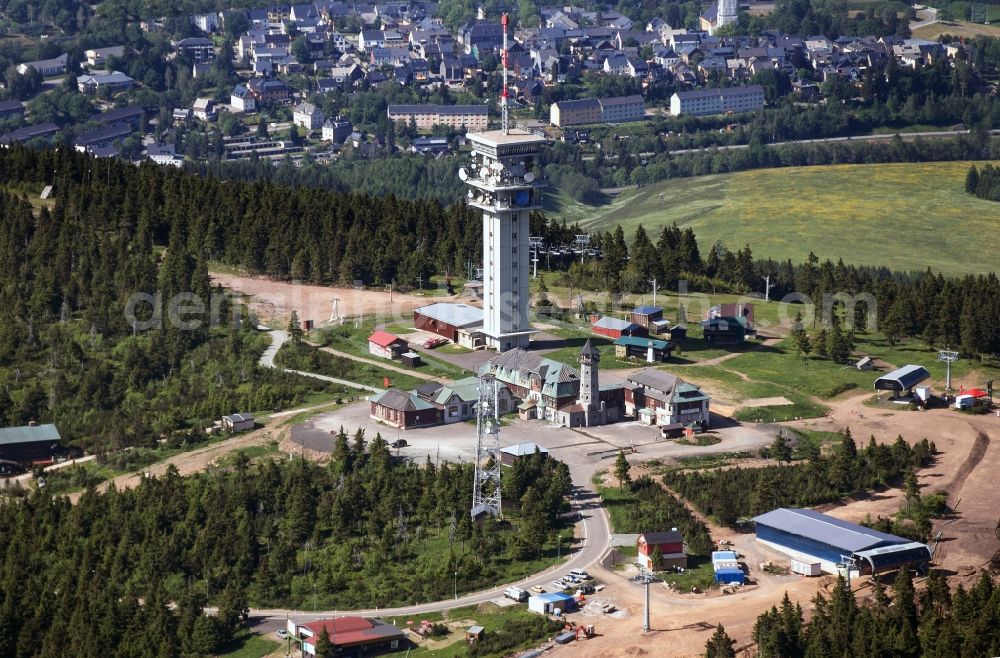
[551,161,1000,276]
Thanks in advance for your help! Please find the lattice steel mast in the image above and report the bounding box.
[471,374,502,518]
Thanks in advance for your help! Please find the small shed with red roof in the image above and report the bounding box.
[287,616,405,656]
[368,330,408,360]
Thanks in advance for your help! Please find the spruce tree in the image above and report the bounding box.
[705,624,736,658]
[614,450,632,490]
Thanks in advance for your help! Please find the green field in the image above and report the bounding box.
[551,162,1000,276]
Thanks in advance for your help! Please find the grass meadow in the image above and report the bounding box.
[549,162,1000,277]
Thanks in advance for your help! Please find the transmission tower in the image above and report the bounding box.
[471,374,502,519]
[939,349,959,392]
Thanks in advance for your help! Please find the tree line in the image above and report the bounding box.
[0,436,572,657]
[965,163,1000,202]
[0,157,335,453]
[663,431,935,527]
[748,570,1000,658]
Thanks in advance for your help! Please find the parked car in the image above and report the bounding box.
[552,580,568,590]
[390,439,407,449]
[422,337,447,349]
[569,569,591,580]
[276,630,289,639]
[530,585,546,594]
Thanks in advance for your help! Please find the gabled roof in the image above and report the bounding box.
[0,424,61,446]
[633,305,663,315]
[501,442,550,457]
[753,508,910,553]
[370,388,435,412]
[639,530,683,544]
[224,413,255,423]
[593,316,641,332]
[368,330,405,348]
[614,336,669,350]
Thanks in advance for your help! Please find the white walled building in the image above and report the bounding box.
[670,85,765,116]
[464,129,546,351]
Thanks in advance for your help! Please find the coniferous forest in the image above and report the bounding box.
[0,437,571,658]
[664,431,934,527]
[749,570,1000,658]
[965,163,1000,201]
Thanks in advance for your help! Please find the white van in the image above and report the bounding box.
[569,569,591,580]
[504,586,528,602]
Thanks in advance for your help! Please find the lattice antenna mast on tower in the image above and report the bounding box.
[471,374,502,518]
[501,13,510,134]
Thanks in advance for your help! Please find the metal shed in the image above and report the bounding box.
[752,508,915,574]
[874,364,930,396]
[851,542,932,575]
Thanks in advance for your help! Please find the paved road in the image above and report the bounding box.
[252,406,779,627]
[246,479,611,627]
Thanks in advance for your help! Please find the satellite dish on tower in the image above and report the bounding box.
[524,172,535,183]
[480,166,489,180]
[459,167,469,181]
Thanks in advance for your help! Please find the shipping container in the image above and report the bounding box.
[714,567,745,584]
[790,559,822,576]
[711,551,737,563]
[555,631,577,644]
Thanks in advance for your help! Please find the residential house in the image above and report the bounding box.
[461,20,503,55]
[192,13,220,33]
[84,46,125,68]
[387,104,488,131]
[247,78,292,103]
[321,116,353,143]
[0,100,24,119]
[599,95,644,123]
[73,123,132,154]
[77,71,136,94]
[410,136,449,154]
[670,85,765,116]
[613,336,674,362]
[293,102,325,130]
[624,367,710,429]
[230,85,256,112]
[174,37,215,62]
[17,53,68,76]
[146,143,184,167]
[192,98,216,121]
[94,106,143,131]
[0,122,59,148]
[550,98,601,127]
[500,442,550,466]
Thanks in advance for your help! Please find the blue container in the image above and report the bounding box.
[714,568,745,584]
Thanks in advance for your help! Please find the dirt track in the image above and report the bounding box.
[790,392,1000,572]
[210,273,453,325]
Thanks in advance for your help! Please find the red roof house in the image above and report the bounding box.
[368,330,408,359]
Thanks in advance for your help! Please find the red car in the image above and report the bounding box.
[422,337,448,349]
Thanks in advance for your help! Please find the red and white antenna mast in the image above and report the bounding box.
[501,13,509,134]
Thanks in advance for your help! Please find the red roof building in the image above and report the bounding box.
[288,616,405,656]
[368,330,408,360]
[636,530,687,570]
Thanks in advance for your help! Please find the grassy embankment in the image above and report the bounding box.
[549,162,1000,277]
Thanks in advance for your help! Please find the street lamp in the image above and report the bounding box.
[557,533,562,560]
[454,571,458,600]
